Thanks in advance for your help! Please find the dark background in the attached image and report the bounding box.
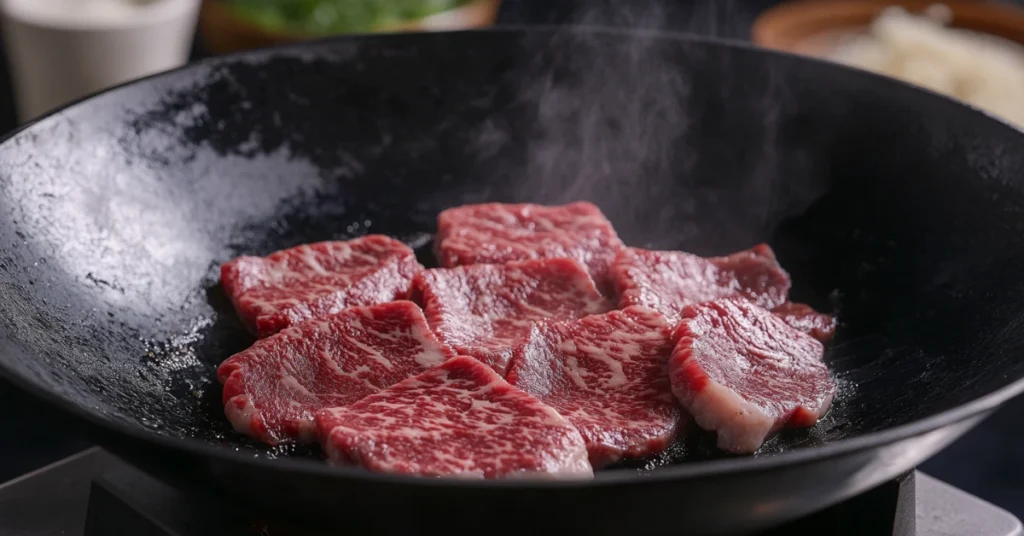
[0,0,1021,517]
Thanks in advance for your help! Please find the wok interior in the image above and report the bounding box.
[0,29,1023,470]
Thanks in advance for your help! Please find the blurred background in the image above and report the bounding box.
[0,0,1021,517]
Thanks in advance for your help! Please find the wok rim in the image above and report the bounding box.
[0,26,1022,490]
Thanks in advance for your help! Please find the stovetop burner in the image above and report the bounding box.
[0,448,1019,535]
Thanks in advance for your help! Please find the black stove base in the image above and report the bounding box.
[86,466,919,536]
[0,448,1020,536]
[761,471,916,536]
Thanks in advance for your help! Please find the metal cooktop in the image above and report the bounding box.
[0,448,1019,535]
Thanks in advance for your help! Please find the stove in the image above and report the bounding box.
[0,448,1018,536]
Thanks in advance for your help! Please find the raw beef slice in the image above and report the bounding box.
[506,306,682,467]
[221,235,422,337]
[611,244,791,321]
[435,201,623,292]
[669,298,837,454]
[316,356,593,479]
[411,258,612,374]
[772,302,837,342]
[218,301,456,444]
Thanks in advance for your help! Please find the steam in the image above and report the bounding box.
[515,1,689,213]
[469,1,828,251]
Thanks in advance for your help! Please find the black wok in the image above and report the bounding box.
[0,26,1023,535]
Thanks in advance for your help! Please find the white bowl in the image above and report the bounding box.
[0,0,201,123]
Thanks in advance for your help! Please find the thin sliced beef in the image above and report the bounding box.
[221,235,422,337]
[611,244,791,321]
[506,306,682,467]
[435,201,623,293]
[316,356,593,479]
[772,302,837,342]
[218,301,455,444]
[669,298,837,454]
[410,258,612,374]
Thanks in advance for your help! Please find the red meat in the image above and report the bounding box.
[316,356,594,479]
[218,301,455,444]
[610,244,791,322]
[506,306,683,467]
[221,235,422,337]
[435,201,623,293]
[410,258,612,374]
[669,298,837,454]
[772,302,837,342]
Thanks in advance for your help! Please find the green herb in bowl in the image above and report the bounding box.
[223,0,475,35]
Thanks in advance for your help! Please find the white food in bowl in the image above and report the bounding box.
[826,5,1024,129]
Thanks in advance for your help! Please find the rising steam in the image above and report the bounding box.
[467,1,827,251]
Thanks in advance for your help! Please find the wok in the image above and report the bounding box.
[0,26,1023,535]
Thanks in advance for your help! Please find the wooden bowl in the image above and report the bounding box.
[198,0,502,55]
[751,0,1024,56]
